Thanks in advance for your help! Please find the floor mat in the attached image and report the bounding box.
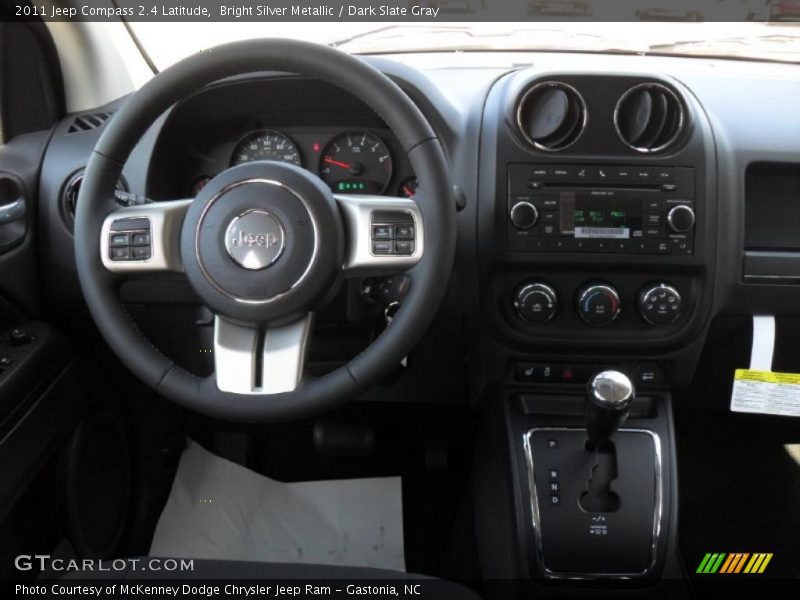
[149,440,406,571]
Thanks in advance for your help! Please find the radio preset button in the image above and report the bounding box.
[541,198,559,209]
[542,224,559,236]
[645,212,663,227]
[653,240,670,253]
[645,199,663,210]
[541,211,558,224]
[670,237,692,254]
[550,166,573,178]
[613,167,633,180]
[655,168,675,182]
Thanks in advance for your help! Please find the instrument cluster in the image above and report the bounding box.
[187,127,417,200]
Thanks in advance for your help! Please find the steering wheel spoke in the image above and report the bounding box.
[213,314,313,395]
[100,199,192,274]
[335,194,424,277]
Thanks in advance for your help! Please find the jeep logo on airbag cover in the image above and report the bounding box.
[224,209,286,270]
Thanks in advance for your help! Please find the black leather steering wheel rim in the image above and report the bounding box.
[74,39,456,423]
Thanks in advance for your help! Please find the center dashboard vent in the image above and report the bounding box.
[515,81,587,152]
[614,83,685,153]
[67,111,113,134]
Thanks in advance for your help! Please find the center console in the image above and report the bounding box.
[472,68,716,595]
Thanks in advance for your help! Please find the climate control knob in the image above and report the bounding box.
[510,201,538,230]
[514,282,558,323]
[638,283,682,326]
[576,283,621,325]
[667,204,695,233]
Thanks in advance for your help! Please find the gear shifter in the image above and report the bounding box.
[585,370,634,448]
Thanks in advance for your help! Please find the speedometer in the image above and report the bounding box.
[230,130,302,167]
[319,131,393,194]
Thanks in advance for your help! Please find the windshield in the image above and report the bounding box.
[129,22,800,69]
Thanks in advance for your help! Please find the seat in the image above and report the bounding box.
[63,558,480,598]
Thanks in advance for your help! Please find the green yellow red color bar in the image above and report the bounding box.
[696,553,773,574]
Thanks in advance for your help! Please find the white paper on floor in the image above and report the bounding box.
[149,439,406,571]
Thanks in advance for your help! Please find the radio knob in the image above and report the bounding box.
[510,201,538,230]
[514,282,558,323]
[576,283,621,325]
[638,283,682,326]
[667,204,695,233]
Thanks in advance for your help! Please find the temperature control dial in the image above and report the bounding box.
[638,283,682,326]
[576,283,621,325]
[510,201,538,230]
[514,282,558,323]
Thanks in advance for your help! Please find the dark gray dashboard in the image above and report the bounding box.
[33,52,800,398]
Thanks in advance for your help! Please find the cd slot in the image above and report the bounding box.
[531,182,668,192]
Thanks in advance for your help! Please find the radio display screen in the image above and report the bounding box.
[559,193,643,239]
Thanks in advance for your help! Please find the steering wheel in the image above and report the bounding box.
[74,39,455,423]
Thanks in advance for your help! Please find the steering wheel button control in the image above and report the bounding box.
[108,217,152,262]
[394,241,414,255]
[394,225,414,239]
[110,247,131,261]
[110,233,129,247]
[372,241,392,254]
[132,246,152,260]
[369,211,417,256]
[372,225,393,239]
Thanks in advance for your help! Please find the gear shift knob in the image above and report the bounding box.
[586,370,634,447]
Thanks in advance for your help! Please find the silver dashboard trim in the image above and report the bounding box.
[100,199,192,273]
[214,314,313,395]
[522,427,664,580]
[515,80,588,152]
[334,194,424,275]
[613,82,686,154]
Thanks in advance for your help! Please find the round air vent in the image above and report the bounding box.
[516,81,587,152]
[61,170,126,231]
[614,83,686,153]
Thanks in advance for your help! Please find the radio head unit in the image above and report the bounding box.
[507,164,695,255]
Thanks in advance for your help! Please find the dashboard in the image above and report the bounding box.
[145,77,416,202]
[34,52,800,400]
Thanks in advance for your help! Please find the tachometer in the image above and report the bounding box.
[319,131,392,194]
[230,130,302,167]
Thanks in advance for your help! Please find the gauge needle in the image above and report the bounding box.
[403,186,414,197]
[323,157,351,169]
